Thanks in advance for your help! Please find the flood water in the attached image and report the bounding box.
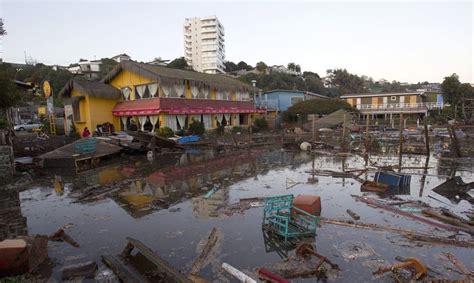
[8,146,474,281]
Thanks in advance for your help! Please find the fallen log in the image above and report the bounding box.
[421,209,474,235]
[354,196,463,233]
[190,227,221,275]
[320,218,474,248]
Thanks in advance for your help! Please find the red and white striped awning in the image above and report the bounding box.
[112,97,266,117]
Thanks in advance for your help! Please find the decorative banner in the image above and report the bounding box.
[43,80,52,98]
[38,106,46,116]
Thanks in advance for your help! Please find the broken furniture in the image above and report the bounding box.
[374,172,411,187]
[262,194,318,247]
[102,237,191,283]
[360,180,389,192]
[373,257,427,280]
[432,176,474,204]
[295,243,340,271]
[361,171,411,194]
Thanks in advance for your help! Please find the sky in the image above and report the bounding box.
[1,0,473,83]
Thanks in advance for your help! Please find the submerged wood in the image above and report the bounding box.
[190,227,221,275]
[61,261,98,280]
[443,252,473,278]
[320,218,474,248]
[421,209,474,235]
[355,196,462,233]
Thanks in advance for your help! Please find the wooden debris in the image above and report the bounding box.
[320,218,474,248]
[440,208,474,226]
[122,237,191,283]
[354,196,462,233]
[421,209,474,235]
[190,227,221,275]
[49,229,80,248]
[102,255,143,283]
[444,252,474,278]
[62,261,98,280]
[346,209,360,220]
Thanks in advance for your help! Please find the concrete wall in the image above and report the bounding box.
[0,145,14,180]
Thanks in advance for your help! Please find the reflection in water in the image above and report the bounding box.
[101,149,314,218]
[0,188,27,240]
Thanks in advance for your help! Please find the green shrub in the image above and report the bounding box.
[156,126,174,138]
[188,121,205,136]
[254,118,268,130]
[175,129,186,136]
[283,98,357,122]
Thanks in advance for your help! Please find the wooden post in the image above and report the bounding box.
[312,115,315,141]
[448,125,461,158]
[341,113,347,151]
[398,113,404,172]
[150,136,156,160]
[248,123,252,149]
[423,116,430,156]
[365,115,370,153]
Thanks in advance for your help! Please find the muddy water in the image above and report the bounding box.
[14,148,474,282]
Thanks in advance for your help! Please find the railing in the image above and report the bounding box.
[356,102,443,111]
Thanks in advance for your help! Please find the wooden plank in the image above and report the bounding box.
[125,237,191,283]
[101,255,145,283]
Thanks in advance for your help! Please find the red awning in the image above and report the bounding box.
[113,97,265,116]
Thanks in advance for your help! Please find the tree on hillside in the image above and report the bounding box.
[295,64,301,73]
[441,74,461,105]
[0,64,20,128]
[167,57,188,70]
[256,61,268,73]
[304,74,325,95]
[224,61,238,72]
[303,71,320,78]
[326,69,367,95]
[0,18,6,36]
[98,58,118,80]
[459,83,473,120]
[287,62,296,71]
[441,74,461,119]
[237,61,253,71]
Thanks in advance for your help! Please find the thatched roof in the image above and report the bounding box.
[101,60,258,93]
[58,79,121,99]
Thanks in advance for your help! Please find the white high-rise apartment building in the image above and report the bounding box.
[184,16,225,74]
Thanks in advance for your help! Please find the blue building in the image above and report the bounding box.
[255,90,329,112]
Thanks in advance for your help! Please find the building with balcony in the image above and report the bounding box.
[340,92,444,118]
[183,16,225,74]
[59,60,263,136]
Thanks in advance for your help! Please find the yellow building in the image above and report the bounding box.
[58,79,121,135]
[60,60,262,135]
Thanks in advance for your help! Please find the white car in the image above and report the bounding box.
[14,121,43,131]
